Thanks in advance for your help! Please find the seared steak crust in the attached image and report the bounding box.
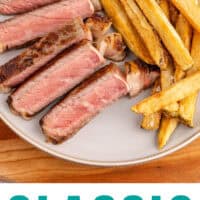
[8,42,105,119]
[0,19,88,93]
[0,0,94,52]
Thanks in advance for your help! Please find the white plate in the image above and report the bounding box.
[0,15,200,166]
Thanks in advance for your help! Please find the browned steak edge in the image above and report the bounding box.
[40,63,128,144]
[0,20,86,92]
[7,41,99,119]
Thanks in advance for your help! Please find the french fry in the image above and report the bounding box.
[135,0,193,71]
[158,0,170,19]
[163,104,179,117]
[142,112,162,131]
[156,0,179,149]
[160,60,174,90]
[179,93,198,127]
[141,80,161,131]
[141,0,165,132]
[120,0,168,69]
[189,31,200,73]
[164,14,192,116]
[175,14,193,51]
[132,70,200,115]
[174,67,185,82]
[173,15,195,127]
[157,0,174,91]
[179,31,200,127]
[174,14,192,81]
[160,59,179,117]
[101,0,154,64]
[158,117,178,149]
[169,1,179,25]
[171,0,200,32]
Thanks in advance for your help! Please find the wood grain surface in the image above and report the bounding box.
[0,119,199,183]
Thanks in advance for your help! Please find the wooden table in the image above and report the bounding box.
[0,119,200,183]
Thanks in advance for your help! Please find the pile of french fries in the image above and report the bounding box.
[101,0,200,149]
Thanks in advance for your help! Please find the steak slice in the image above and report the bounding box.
[40,63,129,144]
[0,19,90,93]
[96,32,127,62]
[125,60,160,97]
[0,0,60,15]
[8,42,105,119]
[86,13,112,40]
[0,0,94,52]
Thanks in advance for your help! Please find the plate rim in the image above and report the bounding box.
[1,111,200,167]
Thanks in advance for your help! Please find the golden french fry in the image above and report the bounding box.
[120,0,168,69]
[171,0,200,32]
[158,0,170,19]
[163,104,179,117]
[157,0,179,149]
[158,0,179,146]
[161,69,179,117]
[189,31,200,73]
[158,117,178,149]
[160,60,174,90]
[101,0,154,64]
[160,58,179,117]
[169,1,179,25]
[175,14,193,51]
[174,67,185,82]
[132,71,200,115]
[158,0,174,90]
[173,14,192,122]
[179,93,198,127]
[157,0,179,132]
[141,80,161,131]
[164,14,192,117]
[174,14,192,81]
[135,0,193,71]
[179,31,200,127]
[157,0,174,90]
[159,63,179,149]
[157,0,179,120]
[141,112,162,131]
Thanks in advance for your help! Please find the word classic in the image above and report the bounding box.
[10,195,191,200]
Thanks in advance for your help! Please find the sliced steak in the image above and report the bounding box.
[125,60,160,97]
[96,32,126,62]
[40,63,129,144]
[0,19,91,93]
[0,0,60,15]
[86,13,112,40]
[0,0,94,53]
[8,42,105,119]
